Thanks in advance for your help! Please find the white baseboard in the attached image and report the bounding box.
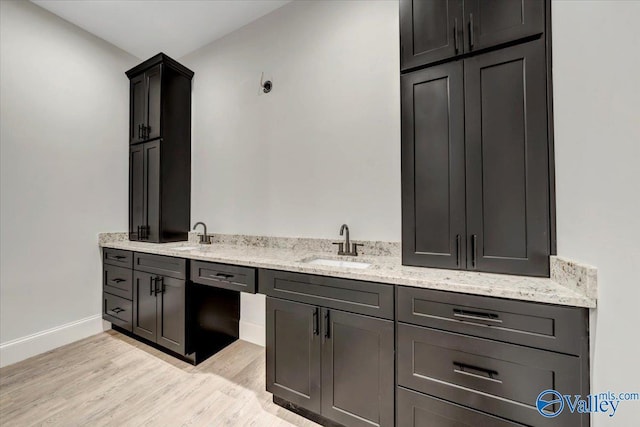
[239,320,265,347]
[0,314,108,368]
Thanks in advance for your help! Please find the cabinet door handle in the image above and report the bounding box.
[313,307,319,336]
[145,126,150,139]
[154,276,164,295]
[453,308,502,324]
[471,234,477,268]
[469,13,474,48]
[149,277,154,296]
[454,362,502,383]
[454,18,459,53]
[324,310,331,339]
[455,235,461,267]
[138,124,142,139]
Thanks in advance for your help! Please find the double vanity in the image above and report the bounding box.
[99,231,596,427]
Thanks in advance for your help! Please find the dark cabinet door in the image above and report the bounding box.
[129,73,146,144]
[156,276,185,355]
[266,297,321,413]
[464,0,544,53]
[400,0,463,71]
[464,39,549,276]
[132,271,157,342]
[143,140,161,242]
[145,64,162,141]
[129,144,145,240]
[321,309,394,427]
[402,61,466,269]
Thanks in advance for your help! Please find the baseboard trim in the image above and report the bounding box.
[0,314,107,368]
[239,320,265,347]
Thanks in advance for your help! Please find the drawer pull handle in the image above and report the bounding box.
[453,309,502,324]
[112,278,126,283]
[112,255,126,260]
[110,307,125,314]
[214,273,234,280]
[454,363,502,384]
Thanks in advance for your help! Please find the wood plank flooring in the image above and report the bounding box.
[0,331,319,427]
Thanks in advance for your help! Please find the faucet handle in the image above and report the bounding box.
[332,242,344,255]
[352,243,364,256]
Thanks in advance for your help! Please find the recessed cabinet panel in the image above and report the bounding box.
[465,0,544,52]
[156,276,185,354]
[266,297,321,413]
[465,39,549,276]
[132,271,157,342]
[129,144,145,241]
[146,64,162,141]
[144,140,161,243]
[402,61,466,269]
[400,0,463,70]
[130,74,146,144]
[321,309,394,427]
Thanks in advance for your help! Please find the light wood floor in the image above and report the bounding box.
[0,331,319,427]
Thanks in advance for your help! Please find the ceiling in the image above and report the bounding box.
[31,0,292,59]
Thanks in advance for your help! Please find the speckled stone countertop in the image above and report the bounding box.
[98,232,597,308]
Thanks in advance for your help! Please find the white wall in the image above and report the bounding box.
[0,0,137,366]
[179,0,400,345]
[552,1,640,425]
[181,0,401,243]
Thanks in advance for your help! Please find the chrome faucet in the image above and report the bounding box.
[193,222,212,244]
[333,224,362,256]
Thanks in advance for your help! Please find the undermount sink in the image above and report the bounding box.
[172,246,199,251]
[303,257,371,269]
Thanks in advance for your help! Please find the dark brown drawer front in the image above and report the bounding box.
[103,292,132,332]
[103,264,133,300]
[397,286,587,355]
[397,387,525,427]
[397,323,585,427]
[133,252,186,279]
[103,248,133,268]
[191,261,256,293]
[259,269,394,320]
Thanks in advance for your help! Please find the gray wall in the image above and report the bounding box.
[0,1,136,355]
[553,1,640,425]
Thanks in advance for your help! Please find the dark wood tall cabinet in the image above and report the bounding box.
[401,1,553,277]
[126,54,193,243]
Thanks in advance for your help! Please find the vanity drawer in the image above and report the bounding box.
[133,252,186,279]
[191,261,256,293]
[397,386,525,427]
[103,264,133,300]
[103,248,133,268]
[397,286,587,355]
[259,269,394,319]
[103,292,132,332]
[397,323,585,427]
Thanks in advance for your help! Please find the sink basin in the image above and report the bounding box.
[172,246,199,251]
[303,257,371,269]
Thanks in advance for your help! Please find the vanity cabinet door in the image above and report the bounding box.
[129,73,146,144]
[400,0,463,70]
[402,61,466,270]
[132,271,157,342]
[321,309,394,427]
[129,144,145,241]
[464,0,544,53]
[156,276,185,355]
[464,39,549,276]
[266,297,321,413]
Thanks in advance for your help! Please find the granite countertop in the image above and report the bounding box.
[98,232,597,308]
